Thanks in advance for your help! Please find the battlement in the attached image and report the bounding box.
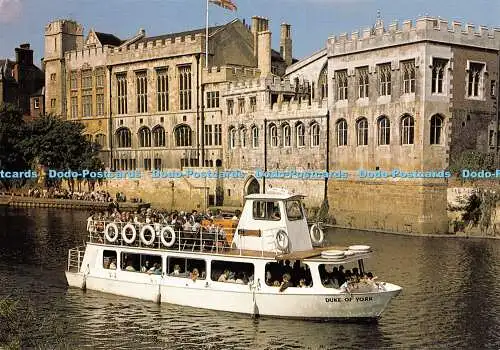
[271,99,327,114]
[328,16,500,56]
[66,46,109,62]
[203,66,260,83]
[45,19,83,35]
[226,76,311,96]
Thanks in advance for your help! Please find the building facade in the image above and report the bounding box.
[0,43,44,116]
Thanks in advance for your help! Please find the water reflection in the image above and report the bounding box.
[0,209,499,348]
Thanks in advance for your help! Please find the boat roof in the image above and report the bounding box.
[245,188,305,201]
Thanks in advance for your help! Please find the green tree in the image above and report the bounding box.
[448,150,495,177]
[20,115,103,190]
[0,104,30,189]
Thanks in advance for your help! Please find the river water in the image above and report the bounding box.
[0,207,499,349]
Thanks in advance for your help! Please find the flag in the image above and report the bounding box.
[209,0,237,11]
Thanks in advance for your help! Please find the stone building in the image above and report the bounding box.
[0,43,44,116]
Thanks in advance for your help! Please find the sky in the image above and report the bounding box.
[0,0,499,66]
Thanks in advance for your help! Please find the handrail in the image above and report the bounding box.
[86,219,285,257]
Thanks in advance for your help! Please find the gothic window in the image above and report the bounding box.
[136,71,147,114]
[357,67,369,99]
[282,123,291,147]
[377,116,390,145]
[401,114,415,145]
[240,127,247,148]
[430,115,443,145]
[179,66,192,110]
[467,62,485,98]
[319,65,328,100]
[251,125,259,148]
[214,124,222,146]
[269,124,278,147]
[336,119,348,146]
[204,125,213,146]
[174,124,192,147]
[336,70,348,100]
[311,123,320,147]
[402,60,416,94]
[152,126,165,147]
[116,128,131,148]
[432,59,447,94]
[117,73,128,115]
[157,68,169,112]
[296,122,305,147]
[250,97,257,112]
[356,118,368,146]
[227,99,234,115]
[379,63,391,96]
[138,127,151,147]
[95,134,106,148]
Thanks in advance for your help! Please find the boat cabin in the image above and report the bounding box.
[231,188,312,253]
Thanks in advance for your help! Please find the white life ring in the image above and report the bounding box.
[104,222,119,243]
[160,226,176,247]
[310,224,324,245]
[121,223,137,244]
[140,225,156,246]
[275,230,290,252]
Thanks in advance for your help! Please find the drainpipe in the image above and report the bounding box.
[263,118,267,194]
[108,65,113,170]
[201,83,206,167]
[324,110,330,200]
[496,53,500,166]
[196,54,200,167]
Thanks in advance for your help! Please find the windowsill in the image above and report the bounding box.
[356,145,368,147]
[465,96,485,101]
[377,144,391,148]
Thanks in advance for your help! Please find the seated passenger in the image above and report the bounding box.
[190,268,200,281]
[218,269,230,282]
[227,272,236,283]
[273,280,281,287]
[279,274,291,292]
[271,211,281,220]
[266,271,273,286]
[147,263,160,275]
[125,261,136,272]
[298,279,307,288]
[109,258,117,270]
[170,264,181,276]
[235,273,245,284]
[141,261,151,273]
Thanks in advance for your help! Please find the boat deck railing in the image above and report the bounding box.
[67,246,86,272]
[87,220,283,257]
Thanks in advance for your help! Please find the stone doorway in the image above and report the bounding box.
[245,176,260,195]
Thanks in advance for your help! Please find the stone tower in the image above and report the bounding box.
[251,17,271,77]
[280,23,292,67]
[44,19,83,117]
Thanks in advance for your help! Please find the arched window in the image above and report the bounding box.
[152,125,166,147]
[251,125,259,148]
[115,128,131,148]
[138,127,151,147]
[336,119,347,146]
[296,122,305,147]
[174,124,192,147]
[229,126,237,149]
[240,127,247,148]
[95,133,106,148]
[401,114,414,145]
[269,124,278,147]
[430,115,443,145]
[83,134,92,142]
[377,116,390,145]
[356,118,368,146]
[282,123,291,147]
[318,65,328,100]
[311,123,320,147]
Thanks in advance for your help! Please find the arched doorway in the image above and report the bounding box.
[245,176,260,195]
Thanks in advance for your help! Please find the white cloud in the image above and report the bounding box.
[0,0,22,23]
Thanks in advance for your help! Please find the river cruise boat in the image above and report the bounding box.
[66,188,402,320]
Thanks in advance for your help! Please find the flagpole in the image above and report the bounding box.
[205,0,209,68]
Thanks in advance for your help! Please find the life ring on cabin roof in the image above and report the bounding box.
[104,222,119,243]
[140,225,156,246]
[160,226,176,248]
[310,224,324,245]
[121,223,137,244]
[275,230,290,252]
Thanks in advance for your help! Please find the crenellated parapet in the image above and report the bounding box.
[45,19,83,36]
[203,66,260,83]
[328,16,500,56]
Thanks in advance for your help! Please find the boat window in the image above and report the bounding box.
[265,261,313,288]
[103,250,117,269]
[319,263,377,291]
[285,200,303,221]
[211,260,254,284]
[252,200,281,221]
[120,252,162,274]
[167,257,206,280]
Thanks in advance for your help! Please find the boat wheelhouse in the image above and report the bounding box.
[66,188,402,320]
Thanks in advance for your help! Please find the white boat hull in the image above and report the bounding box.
[66,271,401,320]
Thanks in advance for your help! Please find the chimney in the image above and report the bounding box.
[258,30,271,77]
[252,16,270,60]
[15,43,33,65]
[280,23,292,67]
